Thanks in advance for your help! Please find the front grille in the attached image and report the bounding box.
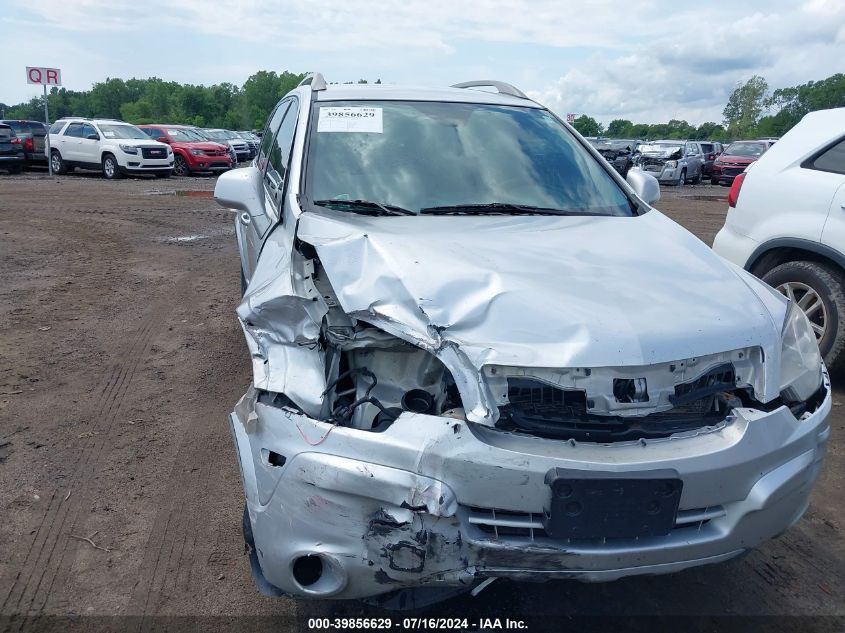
[141,146,168,159]
[723,167,743,176]
[500,375,731,442]
[465,505,726,543]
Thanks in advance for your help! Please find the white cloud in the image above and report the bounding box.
[530,1,845,124]
[5,0,845,124]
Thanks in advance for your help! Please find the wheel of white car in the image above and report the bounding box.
[102,153,122,179]
[763,260,845,372]
[50,149,67,175]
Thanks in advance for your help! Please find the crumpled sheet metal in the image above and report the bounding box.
[297,209,785,410]
[237,230,328,417]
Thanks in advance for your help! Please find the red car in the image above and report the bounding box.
[139,124,232,176]
[710,140,774,186]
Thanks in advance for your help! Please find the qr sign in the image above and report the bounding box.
[318,107,383,133]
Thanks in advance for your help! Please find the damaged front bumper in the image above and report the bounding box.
[230,368,831,602]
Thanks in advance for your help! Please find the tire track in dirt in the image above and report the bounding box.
[0,208,191,625]
[0,290,181,624]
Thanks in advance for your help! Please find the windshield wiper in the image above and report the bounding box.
[419,203,597,216]
[312,199,416,216]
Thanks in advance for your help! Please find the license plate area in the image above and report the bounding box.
[543,469,682,540]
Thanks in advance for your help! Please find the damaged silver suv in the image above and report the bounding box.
[214,74,831,606]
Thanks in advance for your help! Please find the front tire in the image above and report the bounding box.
[51,149,67,175]
[692,168,702,185]
[173,154,190,177]
[102,154,122,179]
[676,168,686,186]
[763,260,845,372]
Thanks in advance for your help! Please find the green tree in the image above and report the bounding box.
[572,115,603,137]
[723,75,769,138]
[606,119,632,137]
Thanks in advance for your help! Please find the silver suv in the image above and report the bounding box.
[214,74,829,606]
[638,140,706,185]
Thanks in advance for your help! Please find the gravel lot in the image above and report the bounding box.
[0,172,843,630]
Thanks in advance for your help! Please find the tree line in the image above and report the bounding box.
[2,70,842,140]
[572,73,845,142]
[0,72,378,131]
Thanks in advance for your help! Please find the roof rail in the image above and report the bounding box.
[451,80,528,99]
[299,72,327,91]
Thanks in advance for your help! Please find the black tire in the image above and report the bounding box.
[692,168,702,185]
[173,154,190,177]
[50,149,67,175]
[8,165,22,175]
[710,178,719,185]
[762,261,845,372]
[677,169,686,186]
[102,153,122,179]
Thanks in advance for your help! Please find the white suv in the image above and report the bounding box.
[713,108,845,371]
[48,118,174,179]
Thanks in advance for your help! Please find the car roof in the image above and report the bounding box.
[744,107,845,172]
[312,84,543,108]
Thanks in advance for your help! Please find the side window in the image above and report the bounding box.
[808,138,845,176]
[265,99,299,211]
[257,101,290,172]
[64,123,83,138]
[81,124,97,139]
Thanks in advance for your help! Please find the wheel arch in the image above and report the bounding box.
[746,238,845,277]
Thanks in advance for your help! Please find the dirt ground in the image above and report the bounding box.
[0,171,843,630]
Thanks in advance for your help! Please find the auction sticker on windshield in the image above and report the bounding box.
[318,107,383,133]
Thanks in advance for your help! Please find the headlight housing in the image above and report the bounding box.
[665,160,678,168]
[190,148,205,156]
[780,301,823,402]
[119,144,138,154]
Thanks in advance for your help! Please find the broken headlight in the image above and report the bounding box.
[779,301,823,402]
[665,160,678,168]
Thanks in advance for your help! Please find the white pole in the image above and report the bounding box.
[44,84,52,176]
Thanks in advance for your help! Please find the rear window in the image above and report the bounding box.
[2,121,44,134]
[806,137,845,176]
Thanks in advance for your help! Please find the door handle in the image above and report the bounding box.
[239,212,251,225]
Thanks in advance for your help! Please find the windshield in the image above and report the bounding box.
[202,130,226,140]
[167,128,205,142]
[725,142,767,157]
[97,124,149,140]
[640,143,682,153]
[308,101,633,216]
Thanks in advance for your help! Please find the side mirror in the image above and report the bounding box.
[626,168,660,205]
[214,166,265,217]
[156,136,169,144]
[86,134,99,140]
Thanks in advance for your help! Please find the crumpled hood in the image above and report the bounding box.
[298,209,783,395]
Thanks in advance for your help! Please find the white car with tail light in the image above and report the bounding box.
[214,74,831,607]
[714,107,845,372]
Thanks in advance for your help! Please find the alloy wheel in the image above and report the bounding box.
[51,153,61,173]
[776,281,827,340]
[104,158,115,178]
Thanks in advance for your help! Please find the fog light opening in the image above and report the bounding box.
[292,555,322,587]
[289,553,347,595]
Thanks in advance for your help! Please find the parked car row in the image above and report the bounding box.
[0,116,263,179]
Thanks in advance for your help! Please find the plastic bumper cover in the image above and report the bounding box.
[231,372,831,600]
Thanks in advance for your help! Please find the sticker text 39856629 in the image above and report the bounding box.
[317,107,383,133]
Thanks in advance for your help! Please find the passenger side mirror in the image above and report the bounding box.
[214,166,265,217]
[156,136,169,144]
[626,168,660,205]
[86,133,99,140]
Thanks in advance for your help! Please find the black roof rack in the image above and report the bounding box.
[451,80,528,99]
[298,72,327,91]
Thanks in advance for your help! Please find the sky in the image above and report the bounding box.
[3,0,845,126]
